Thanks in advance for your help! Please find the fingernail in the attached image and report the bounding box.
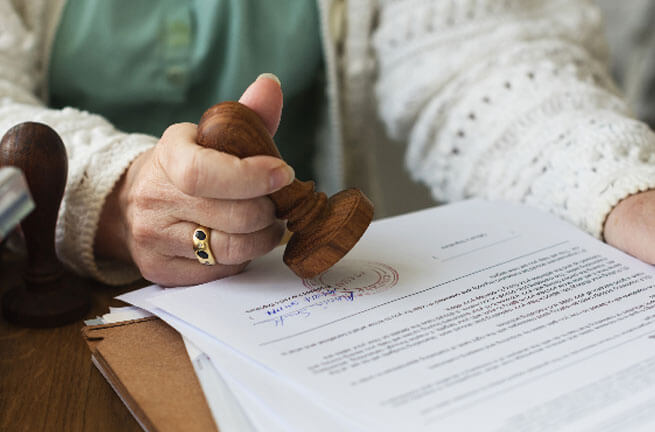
[270,165,295,191]
[257,72,281,87]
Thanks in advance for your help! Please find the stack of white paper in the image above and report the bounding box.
[119,200,655,432]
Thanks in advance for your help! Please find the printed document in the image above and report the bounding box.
[122,200,655,431]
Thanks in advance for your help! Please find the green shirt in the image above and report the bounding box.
[49,0,324,180]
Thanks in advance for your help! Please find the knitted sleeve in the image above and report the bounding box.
[0,0,156,285]
[373,0,655,238]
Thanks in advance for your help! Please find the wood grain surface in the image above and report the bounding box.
[0,248,144,432]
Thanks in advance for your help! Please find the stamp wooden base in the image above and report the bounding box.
[283,188,374,278]
[2,276,89,328]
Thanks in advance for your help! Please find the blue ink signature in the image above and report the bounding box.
[253,289,355,327]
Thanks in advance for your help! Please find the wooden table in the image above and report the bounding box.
[0,249,144,432]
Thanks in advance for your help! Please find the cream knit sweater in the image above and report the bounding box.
[1,0,654,285]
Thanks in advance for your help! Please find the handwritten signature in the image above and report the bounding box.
[252,289,355,327]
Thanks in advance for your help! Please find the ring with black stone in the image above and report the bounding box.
[192,226,216,265]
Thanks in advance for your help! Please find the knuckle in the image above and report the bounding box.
[161,122,194,140]
[129,215,155,246]
[178,150,202,196]
[226,199,275,232]
[236,158,265,194]
[160,124,177,142]
[224,201,247,231]
[130,183,153,212]
[227,157,248,187]
[216,234,250,265]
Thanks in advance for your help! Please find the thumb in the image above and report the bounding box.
[239,73,283,136]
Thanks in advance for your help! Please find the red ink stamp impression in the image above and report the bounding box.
[302,260,399,297]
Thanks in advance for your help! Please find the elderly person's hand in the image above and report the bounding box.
[604,190,655,264]
[95,75,293,286]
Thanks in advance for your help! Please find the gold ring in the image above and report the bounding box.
[192,226,216,265]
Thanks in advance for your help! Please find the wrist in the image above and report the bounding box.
[94,150,148,263]
[603,190,655,264]
[95,171,131,262]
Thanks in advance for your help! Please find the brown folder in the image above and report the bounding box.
[82,317,218,432]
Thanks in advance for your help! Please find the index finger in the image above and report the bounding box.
[157,123,294,199]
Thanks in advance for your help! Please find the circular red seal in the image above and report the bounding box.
[302,260,399,297]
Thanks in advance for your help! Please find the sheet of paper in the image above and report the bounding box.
[88,304,290,431]
[119,286,358,432]
[130,200,655,430]
[182,338,263,432]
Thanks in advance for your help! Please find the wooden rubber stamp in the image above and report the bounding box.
[197,102,374,278]
[0,122,89,327]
